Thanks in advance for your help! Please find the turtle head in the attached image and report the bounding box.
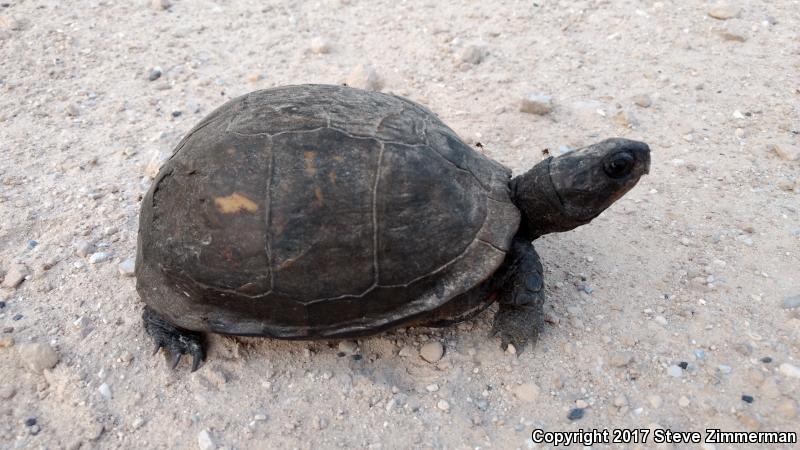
[512,138,650,239]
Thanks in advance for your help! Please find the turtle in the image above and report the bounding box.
[136,84,650,371]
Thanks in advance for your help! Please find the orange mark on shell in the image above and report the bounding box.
[313,186,323,207]
[214,192,259,214]
[304,151,317,176]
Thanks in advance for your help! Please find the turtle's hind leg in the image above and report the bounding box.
[143,306,206,372]
[491,236,545,353]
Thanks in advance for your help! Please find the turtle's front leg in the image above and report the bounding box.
[491,236,545,353]
[143,306,206,372]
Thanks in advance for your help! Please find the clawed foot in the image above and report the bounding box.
[143,307,206,372]
[491,302,543,353]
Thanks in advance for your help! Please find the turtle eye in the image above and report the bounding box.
[603,152,635,179]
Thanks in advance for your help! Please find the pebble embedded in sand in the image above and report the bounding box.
[456,44,487,65]
[310,37,332,54]
[118,258,135,277]
[197,429,216,450]
[632,94,652,108]
[1,264,28,289]
[419,341,444,362]
[779,363,800,379]
[337,340,357,354]
[782,295,800,309]
[609,351,633,367]
[18,342,59,373]
[436,399,450,412]
[708,3,740,20]
[513,383,539,402]
[519,94,553,115]
[346,64,384,91]
[75,240,94,258]
[98,383,112,400]
[89,252,111,264]
[150,0,171,11]
[667,365,683,378]
[148,67,162,81]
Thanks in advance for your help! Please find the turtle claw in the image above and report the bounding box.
[169,352,182,369]
[142,307,206,372]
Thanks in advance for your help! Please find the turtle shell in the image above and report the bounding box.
[135,84,520,338]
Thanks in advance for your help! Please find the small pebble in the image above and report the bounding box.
[398,346,414,358]
[760,356,772,364]
[436,399,450,412]
[718,364,732,374]
[171,110,182,117]
[98,383,112,400]
[520,94,553,115]
[708,3,740,20]
[667,365,683,377]
[567,408,585,421]
[769,143,800,161]
[118,258,136,277]
[513,383,539,402]
[75,240,94,257]
[741,395,754,403]
[309,37,332,54]
[776,399,797,419]
[197,429,216,450]
[609,351,634,367]
[24,418,36,427]
[346,64,384,91]
[419,341,444,363]
[632,94,652,108]
[778,363,800,379]
[647,395,663,408]
[150,0,171,10]
[456,44,487,65]
[89,252,111,264]
[678,396,690,407]
[782,295,800,309]
[337,340,357,354]
[148,67,162,81]
[131,417,145,429]
[678,361,689,370]
[1,264,27,288]
[694,349,706,360]
[575,400,589,409]
[425,383,439,392]
[18,342,59,373]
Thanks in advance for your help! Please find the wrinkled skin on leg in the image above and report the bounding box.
[143,306,206,372]
[491,236,545,352]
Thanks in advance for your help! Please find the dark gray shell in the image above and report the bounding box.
[135,84,520,338]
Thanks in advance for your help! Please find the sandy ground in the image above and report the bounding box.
[1,0,799,449]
